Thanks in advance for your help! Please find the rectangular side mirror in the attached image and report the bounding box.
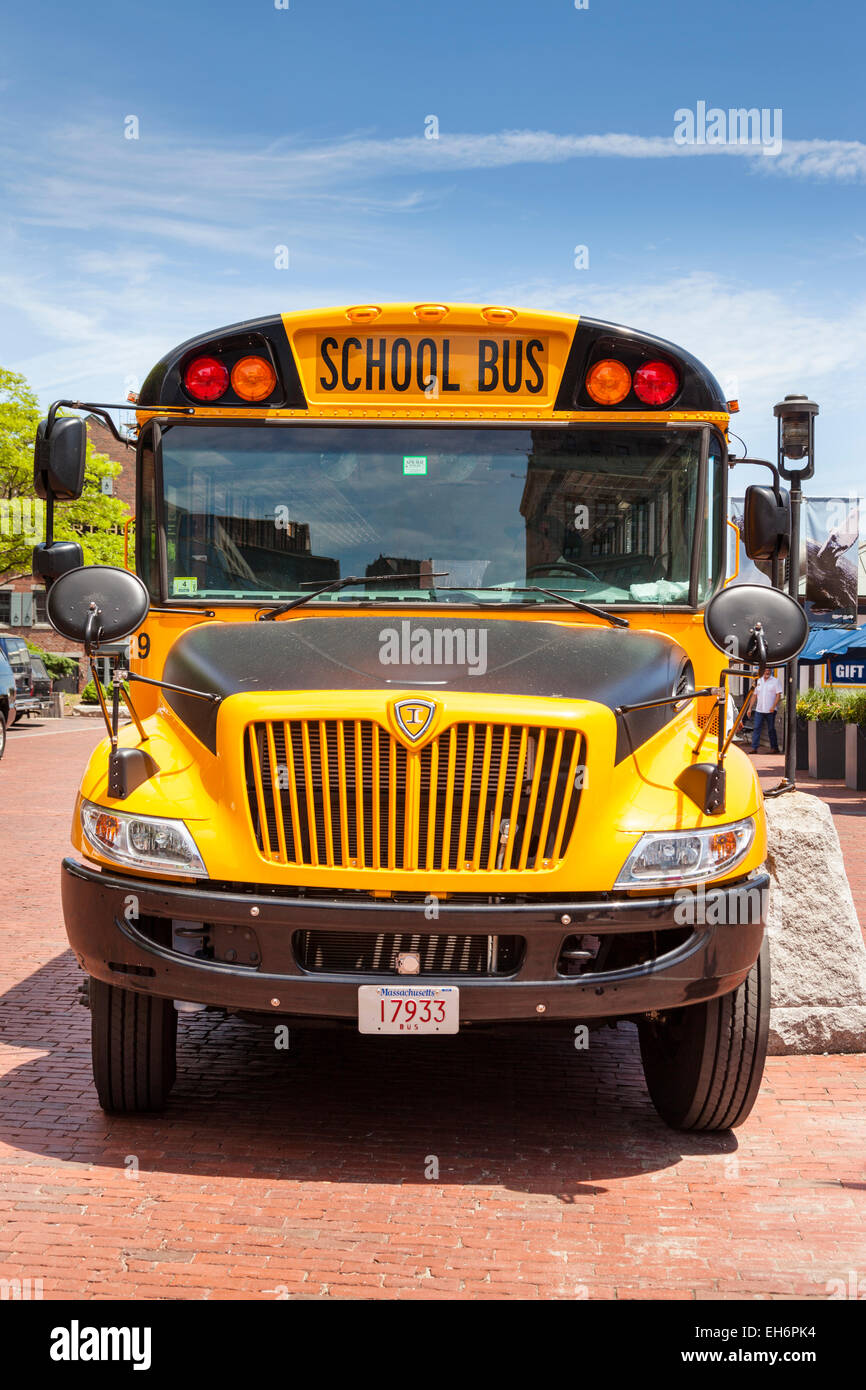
[743,484,791,562]
[32,541,84,584]
[34,416,87,501]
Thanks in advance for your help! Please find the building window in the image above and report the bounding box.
[33,589,48,624]
[0,591,10,624]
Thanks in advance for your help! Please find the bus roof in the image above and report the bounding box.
[137,302,728,426]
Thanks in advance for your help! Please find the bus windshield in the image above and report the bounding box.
[141,424,722,606]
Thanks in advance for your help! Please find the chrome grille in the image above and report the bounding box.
[245,719,584,873]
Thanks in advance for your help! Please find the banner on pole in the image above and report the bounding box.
[803,497,858,627]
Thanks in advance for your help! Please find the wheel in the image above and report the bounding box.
[637,935,770,1131]
[0,711,6,759]
[89,977,177,1112]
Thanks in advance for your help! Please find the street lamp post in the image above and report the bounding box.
[774,394,819,788]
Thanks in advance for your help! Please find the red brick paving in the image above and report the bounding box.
[1,717,864,1300]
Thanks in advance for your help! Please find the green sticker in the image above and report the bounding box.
[403,455,427,476]
[173,577,198,595]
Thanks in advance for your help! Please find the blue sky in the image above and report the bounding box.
[1,0,864,497]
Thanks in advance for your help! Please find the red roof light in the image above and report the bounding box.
[184,356,229,401]
[633,360,679,405]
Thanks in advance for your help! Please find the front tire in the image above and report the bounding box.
[637,936,770,1131]
[0,711,6,759]
[90,978,177,1112]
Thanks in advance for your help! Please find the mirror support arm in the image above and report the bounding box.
[728,457,787,586]
[126,671,221,704]
[88,656,117,753]
[728,455,784,504]
[113,671,149,743]
[615,686,721,715]
[46,400,133,449]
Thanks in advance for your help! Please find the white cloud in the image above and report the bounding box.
[2,117,864,492]
[4,123,866,256]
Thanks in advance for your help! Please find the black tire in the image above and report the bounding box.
[637,935,770,1131]
[0,711,6,760]
[90,978,177,1112]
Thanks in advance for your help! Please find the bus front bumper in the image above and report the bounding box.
[61,857,769,1025]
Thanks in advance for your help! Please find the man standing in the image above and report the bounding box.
[745,668,783,754]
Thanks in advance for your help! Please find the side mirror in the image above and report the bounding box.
[704,582,808,667]
[32,541,84,585]
[46,565,150,655]
[742,484,790,562]
[34,416,87,502]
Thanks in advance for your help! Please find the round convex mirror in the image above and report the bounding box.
[46,565,150,646]
[704,583,809,664]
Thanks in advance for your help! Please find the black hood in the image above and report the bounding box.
[163,614,691,759]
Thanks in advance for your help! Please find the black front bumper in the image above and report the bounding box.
[61,858,768,1025]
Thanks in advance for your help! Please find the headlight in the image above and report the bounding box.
[80,799,207,877]
[614,817,755,888]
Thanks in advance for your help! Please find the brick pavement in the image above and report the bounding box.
[1,717,864,1300]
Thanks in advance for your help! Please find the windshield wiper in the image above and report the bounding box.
[259,572,450,619]
[439,586,629,628]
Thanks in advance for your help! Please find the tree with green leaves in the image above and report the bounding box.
[0,367,130,581]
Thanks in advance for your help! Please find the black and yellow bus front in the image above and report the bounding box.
[61,307,768,1037]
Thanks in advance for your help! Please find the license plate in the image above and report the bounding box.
[357,984,459,1034]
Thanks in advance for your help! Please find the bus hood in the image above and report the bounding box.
[162,614,691,760]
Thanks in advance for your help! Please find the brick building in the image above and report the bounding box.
[0,417,134,679]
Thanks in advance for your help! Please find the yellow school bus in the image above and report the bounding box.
[33,302,806,1129]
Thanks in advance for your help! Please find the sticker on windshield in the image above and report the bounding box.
[403,456,427,476]
[172,577,198,596]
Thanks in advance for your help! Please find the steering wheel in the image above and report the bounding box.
[526,560,601,584]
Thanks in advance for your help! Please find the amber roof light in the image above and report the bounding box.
[231,356,277,401]
[586,359,631,405]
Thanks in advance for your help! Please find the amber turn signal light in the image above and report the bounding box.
[586,358,631,405]
[231,356,277,402]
